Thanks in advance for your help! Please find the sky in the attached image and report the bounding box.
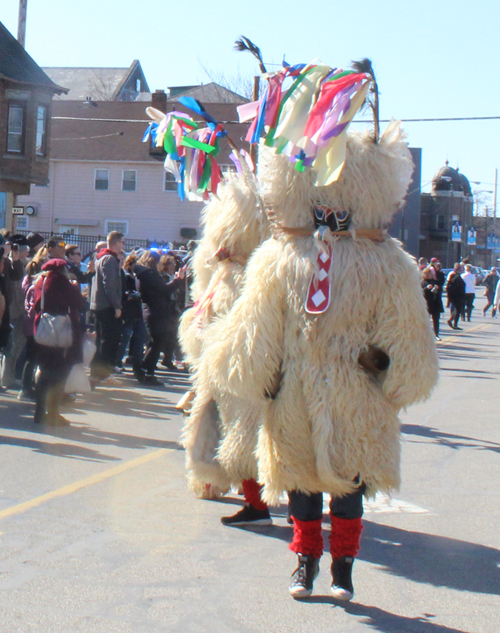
[2,0,499,208]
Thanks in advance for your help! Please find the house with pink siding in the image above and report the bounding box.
[16,92,248,243]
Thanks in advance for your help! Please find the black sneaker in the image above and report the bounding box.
[144,374,163,386]
[331,556,354,601]
[289,554,320,598]
[221,505,272,526]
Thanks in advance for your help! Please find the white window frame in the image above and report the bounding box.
[35,105,47,156]
[122,170,137,192]
[164,171,177,192]
[436,214,446,230]
[7,103,25,153]
[105,220,129,236]
[16,216,29,230]
[95,168,109,191]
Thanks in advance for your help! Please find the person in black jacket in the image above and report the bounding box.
[422,266,443,340]
[116,253,147,382]
[483,267,499,317]
[445,263,466,330]
[134,250,185,385]
[65,244,95,287]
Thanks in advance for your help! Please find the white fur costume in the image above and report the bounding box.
[179,170,270,495]
[207,121,439,505]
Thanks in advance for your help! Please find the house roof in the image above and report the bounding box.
[43,60,148,101]
[0,21,66,93]
[49,100,249,164]
[170,83,248,104]
[135,83,249,104]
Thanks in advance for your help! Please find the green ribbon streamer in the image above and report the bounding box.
[197,159,212,192]
[163,119,177,155]
[181,137,218,154]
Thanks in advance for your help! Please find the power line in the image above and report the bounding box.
[52,115,500,124]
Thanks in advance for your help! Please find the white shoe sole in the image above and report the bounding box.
[331,586,353,601]
[289,586,312,599]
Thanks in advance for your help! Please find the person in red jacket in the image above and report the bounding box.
[33,259,84,425]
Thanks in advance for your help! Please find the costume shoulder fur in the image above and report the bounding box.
[207,121,439,505]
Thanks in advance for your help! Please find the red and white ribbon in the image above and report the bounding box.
[305,245,332,314]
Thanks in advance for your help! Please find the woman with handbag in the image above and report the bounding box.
[33,259,84,425]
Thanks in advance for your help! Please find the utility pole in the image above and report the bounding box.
[494,168,498,219]
[18,0,28,48]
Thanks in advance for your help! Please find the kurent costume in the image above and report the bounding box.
[202,59,439,600]
[143,53,439,601]
[179,165,272,521]
[143,101,273,517]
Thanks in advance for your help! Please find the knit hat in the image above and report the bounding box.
[26,232,45,250]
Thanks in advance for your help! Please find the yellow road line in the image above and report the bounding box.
[467,324,487,332]
[439,322,494,346]
[0,449,171,522]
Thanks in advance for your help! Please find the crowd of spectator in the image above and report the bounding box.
[0,228,193,426]
[418,256,500,339]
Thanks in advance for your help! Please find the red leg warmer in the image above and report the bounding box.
[242,479,268,511]
[289,518,324,559]
[329,515,363,558]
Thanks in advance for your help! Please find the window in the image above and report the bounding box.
[220,164,236,178]
[7,103,25,153]
[164,171,177,192]
[16,216,29,230]
[436,214,445,230]
[105,220,129,235]
[122,170,136,191]
[36,105,47,156]
[95,169,109,190]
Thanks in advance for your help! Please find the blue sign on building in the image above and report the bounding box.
[0,193,6,229]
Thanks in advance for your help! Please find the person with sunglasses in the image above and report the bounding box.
[65,244,95,287]
[47,238,66,260]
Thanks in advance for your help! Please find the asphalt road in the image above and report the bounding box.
[0,293,499,632]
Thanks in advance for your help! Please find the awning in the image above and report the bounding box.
[55,218,99,226]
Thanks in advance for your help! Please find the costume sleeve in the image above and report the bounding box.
[207,240,285,402]
[371,247,438,409]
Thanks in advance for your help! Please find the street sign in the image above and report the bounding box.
[12,206,24,215]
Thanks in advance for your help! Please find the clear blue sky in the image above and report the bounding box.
[2,0,499,206]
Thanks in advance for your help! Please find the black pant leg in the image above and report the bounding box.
[288,490,324,522]
[329,483,366,519]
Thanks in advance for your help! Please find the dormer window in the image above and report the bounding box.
[7,103,25,153]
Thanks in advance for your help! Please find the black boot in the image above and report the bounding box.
[331,556,355,601]
[289,554,320,599]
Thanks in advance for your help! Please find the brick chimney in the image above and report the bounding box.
[152,89,167,113]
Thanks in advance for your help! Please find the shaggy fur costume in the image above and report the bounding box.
[207,121,439,505]
[179,170,270,495]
